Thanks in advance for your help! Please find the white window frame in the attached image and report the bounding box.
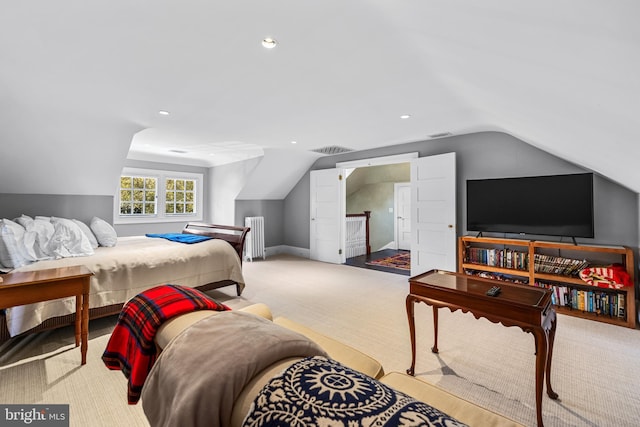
[114,167,204,225]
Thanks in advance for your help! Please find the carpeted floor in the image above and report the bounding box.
[1,254,640,426]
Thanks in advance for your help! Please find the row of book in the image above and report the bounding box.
[463,269,529,284]
[465,246,591,279]
[464,269,627,320]
[533,254,588,277]
[464,247,529,270]
[533,281,626,319]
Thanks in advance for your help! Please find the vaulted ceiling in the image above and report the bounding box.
[1,1,638,195]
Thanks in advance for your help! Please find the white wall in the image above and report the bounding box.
[208,157,261,225]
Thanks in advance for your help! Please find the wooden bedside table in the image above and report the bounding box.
[0,265,93,365]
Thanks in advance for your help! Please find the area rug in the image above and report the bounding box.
[366,252,410,271]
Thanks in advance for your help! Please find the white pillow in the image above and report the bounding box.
[14,214,34,228]
[0,219,28,269]
[47,217,94,258]
[90,217,117,247]
[23,218,55,260]
[73,219,99,249]
[22,230,41,261]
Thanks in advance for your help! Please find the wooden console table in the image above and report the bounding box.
[406,269,557,427]
[0,266,93,365]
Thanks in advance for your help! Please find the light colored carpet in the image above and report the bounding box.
[2,254,640,426]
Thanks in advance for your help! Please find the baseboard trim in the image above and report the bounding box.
[244,246,311,261]
[265,245,310,258]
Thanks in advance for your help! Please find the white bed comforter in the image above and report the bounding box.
[5,236,244,337]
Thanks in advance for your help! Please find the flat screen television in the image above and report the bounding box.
[466,173,594,238]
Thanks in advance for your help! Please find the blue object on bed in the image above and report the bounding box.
[145,233,213,244]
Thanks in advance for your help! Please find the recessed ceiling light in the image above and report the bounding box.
[262,38,277,49]
[400,114,411,119]
[291,140,297,144]
[158,110,170,116]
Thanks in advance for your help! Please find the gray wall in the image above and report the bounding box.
[2,131,637,254]
[284,172,312,249]
[283,131,639,249]
[235,200,285,247]
[0,194,113,224]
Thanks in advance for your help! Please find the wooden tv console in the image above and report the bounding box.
[458,236,636,328]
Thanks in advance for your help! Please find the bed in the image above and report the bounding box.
[0,222,249,343]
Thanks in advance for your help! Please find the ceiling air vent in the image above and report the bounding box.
[428,132,452,139]
[311,146,353,155]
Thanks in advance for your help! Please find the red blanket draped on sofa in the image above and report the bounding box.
[101,284,230,404]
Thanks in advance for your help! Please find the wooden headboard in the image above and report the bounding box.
[182,222,250,263]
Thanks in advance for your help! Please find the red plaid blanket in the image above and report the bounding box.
[101,284,230,404]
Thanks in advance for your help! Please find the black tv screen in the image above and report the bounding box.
[466,173,594,238]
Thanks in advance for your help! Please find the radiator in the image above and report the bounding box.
[244,216,266,261]
[345,216,367,258]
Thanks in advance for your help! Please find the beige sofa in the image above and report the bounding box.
[154,303,523,427]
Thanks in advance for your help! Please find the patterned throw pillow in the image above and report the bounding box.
[243,356,469,427]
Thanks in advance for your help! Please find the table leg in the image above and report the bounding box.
[74,295,81,347]
[532,327,548,427]
[431,306,439,354]
[545,313,558,400]
[81,281,89,365]
[406,294,417,376]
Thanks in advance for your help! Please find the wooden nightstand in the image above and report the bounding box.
[0,265,93,365]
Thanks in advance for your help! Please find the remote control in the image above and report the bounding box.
[486,286,501,297]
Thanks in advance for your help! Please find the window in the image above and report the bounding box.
[115,168,203,224]
[119,176,157,215]
[165,178,196,215]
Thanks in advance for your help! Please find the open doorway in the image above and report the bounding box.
[343,163,411,275]
[310,151,456,276]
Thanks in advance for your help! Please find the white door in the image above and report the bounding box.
[410,152,457,276]
[394,183,411,250]
[310,168,345,264]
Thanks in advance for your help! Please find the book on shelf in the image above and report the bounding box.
[533,253,588,277]
[465,246,529,270]
[577,290,584,311]
[536,280,627,320]
[464,269,529,284]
